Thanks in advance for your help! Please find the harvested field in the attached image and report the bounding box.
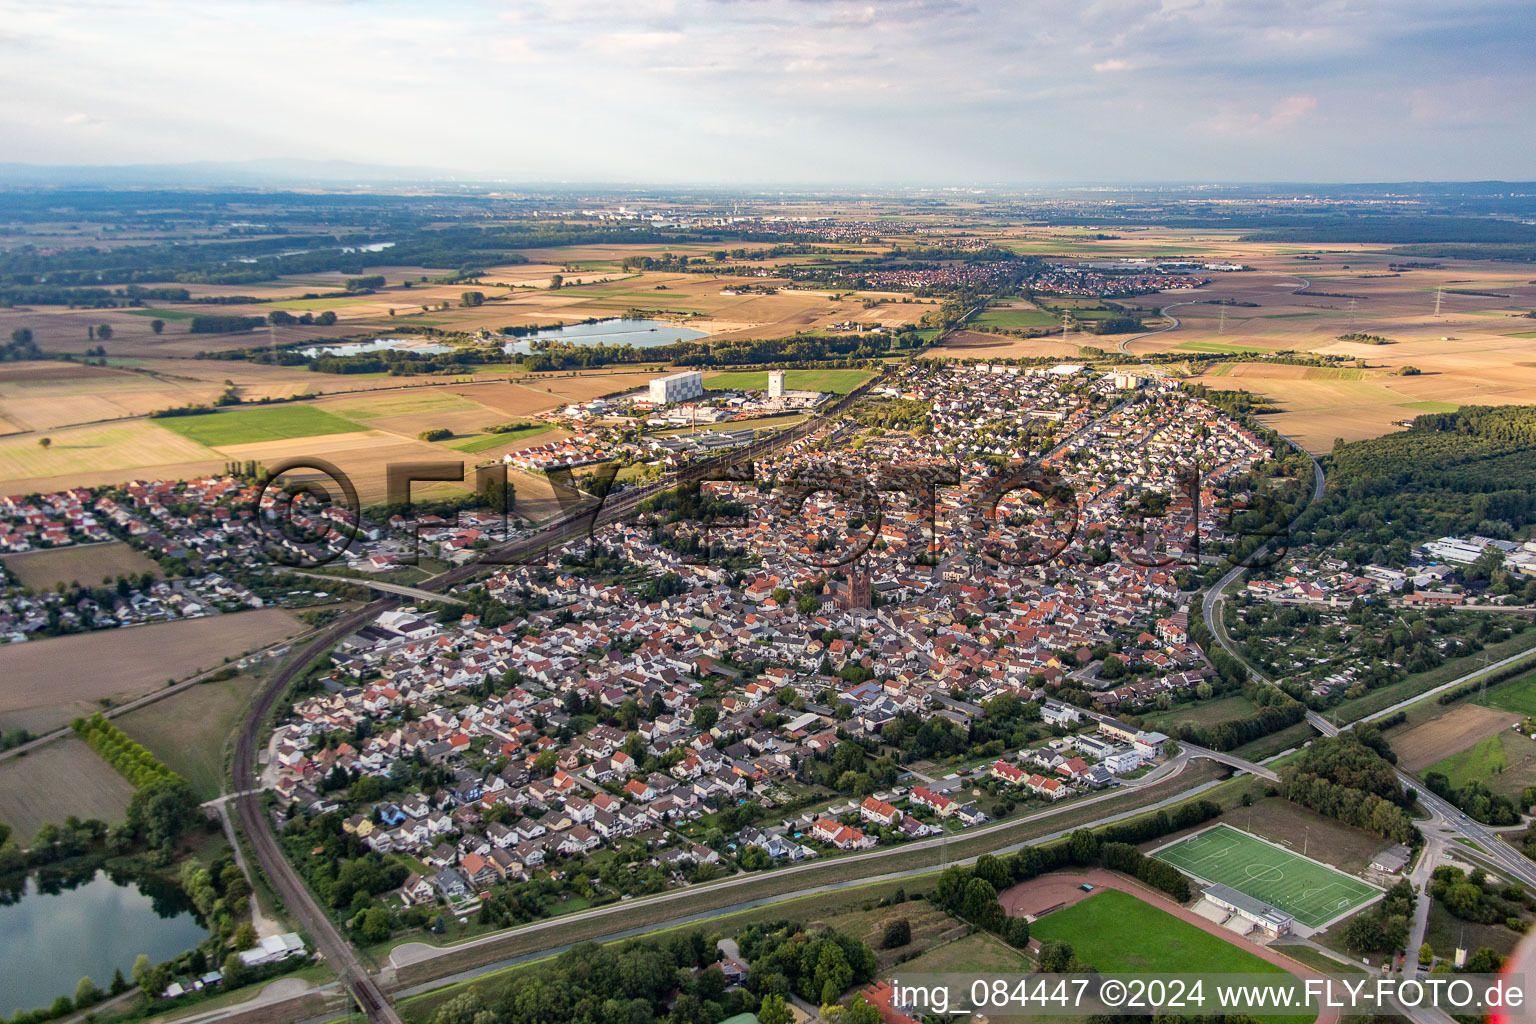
[0,609,301,717]
[0,737,135,838]
[316,390,506,442]
[0,420,221,489]
[1,541,162,590]
[1396,704,1522,772]
[936,329,1087,360]
[212,430,475,504]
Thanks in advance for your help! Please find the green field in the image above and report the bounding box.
[972,306,1060,329]
[1030,889,1289,975]
[122,308,198,321]
[1426,729,1536,799]
[1480,667,1536,716]
[156,405,361,446]
[1428,734,1510,788]
[1153,824,1380,929]
[1143,694,1259,730]
[447,424,553,453]
[702,368,874,394]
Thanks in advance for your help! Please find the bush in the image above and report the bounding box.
[418,428,452,442]
[879,917,911,949]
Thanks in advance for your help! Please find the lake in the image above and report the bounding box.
[502,318,708,354]
[0,868,206,1015]
[301,336,455,357]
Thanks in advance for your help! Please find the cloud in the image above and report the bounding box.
[0,0,1530,181]
[1196,94,1317,135]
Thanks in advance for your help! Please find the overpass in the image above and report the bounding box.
[300,573,467,605]
[1180,742,1281,783]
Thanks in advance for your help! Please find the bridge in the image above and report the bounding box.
[300,573,466,605]
[1180,742,1281,783]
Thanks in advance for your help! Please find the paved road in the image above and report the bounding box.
[300,572,467,605]
[390,757,1225,990]
[222,369,899,1019]
[232,602,403,1024]
[1115,276,1311,355]
[0,630,307,765]
[1199,427,1326,686]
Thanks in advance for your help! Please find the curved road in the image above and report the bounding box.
[226,370,897,1020]
[1117,275,1311,355]
[1200,428,1326,685]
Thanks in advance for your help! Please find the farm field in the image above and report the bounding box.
[211,430,480,505]
[0,609,302,731]
[156,405,363,446]
[1425,729,1536,798]
[701,368,875,394]
[1029,889,1289,976]
[0,737,135,839]
[1394,704,1522,772]
[116,672,263,800]
[1,540,162,590]
[935,329,1085,360]
[0,420,220,484]
[1479,667,1536,717]
[971,301,1060,329]
[445,424,554,454]
[1153,824,1381,929]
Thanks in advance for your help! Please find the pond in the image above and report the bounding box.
[502,318,708,354]
[0,868,206,1015]
[301,336,456,358]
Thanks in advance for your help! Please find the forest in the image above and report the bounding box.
[1279,727,1420,845]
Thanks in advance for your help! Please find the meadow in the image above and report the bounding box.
[1480,667,1536,717]
[1426,730,1536,798]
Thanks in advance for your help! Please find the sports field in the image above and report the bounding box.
[1029,890,1288,978]
[1153,824,1380,929]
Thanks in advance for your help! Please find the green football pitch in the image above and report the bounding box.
[1153,824,1381,929]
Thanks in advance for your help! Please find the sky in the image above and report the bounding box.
[1,0,1532,184]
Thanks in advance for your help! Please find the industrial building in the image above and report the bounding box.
[649,370,704,406]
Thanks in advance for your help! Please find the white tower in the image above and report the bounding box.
[767,370,787,399]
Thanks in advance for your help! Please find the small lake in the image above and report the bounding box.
[502,318,708,354]
[0,869,206,1015]
[301,336,456,358]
